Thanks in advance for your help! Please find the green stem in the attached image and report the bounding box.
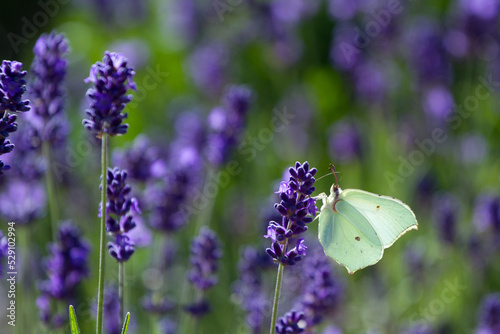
[119,261,124,325]
[42,141,59,241]
[96,133,108,334]
[269,262,284,334]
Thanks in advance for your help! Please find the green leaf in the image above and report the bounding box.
[120,312,130,334]
[69,305,81,334]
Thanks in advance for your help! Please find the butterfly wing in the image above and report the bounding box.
[318,200,383,274]
[339,189,418,248]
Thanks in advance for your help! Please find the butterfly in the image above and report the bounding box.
[317,164,418,274]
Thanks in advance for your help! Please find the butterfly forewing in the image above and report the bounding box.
[339,189,418,248]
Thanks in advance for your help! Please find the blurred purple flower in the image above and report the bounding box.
[473,193,500,235]
[186,227,222,318]
[188,227,222,291]
[113,135,158,183]
[432,193,459,244]
[270,0,320,25]
[352,60,388,103]
[188,43,228,96]
[205,85,253,166]
[28,31,69,146]
[148,160,201,232]
[405,20,450,84]
[233,246,273,333]
[422,85,454,121]
[83,51,136,137]
[37,222,90,327]
[299,249,342,327]
[328,0,363,20]
[328,119,362,164]
[0,179,46,224]
[330,25,363,71]
[477,293,500,334]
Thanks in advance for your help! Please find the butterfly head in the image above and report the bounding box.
[329,163,341,199]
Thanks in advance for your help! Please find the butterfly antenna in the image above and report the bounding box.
[315,172,334,182]
[328,163,339,188]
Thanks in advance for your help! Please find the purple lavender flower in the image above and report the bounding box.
[276,310,307,333]
[205,85,253,166]
[83,52,136,137]
[265,162,317,266]
[28,31,69,145]
[113,135,157,183]
[458,0,500,55]
[328,0,363,20]
[422,85,454,121]
[104,167,140,262]
[473,193,500,236]
[188,227,222,291]
[328,119,362,164]
[148,160,201,232]
[299,249,342,327]
[188,43,228,96]
[405,20,450,84]
[0,179,46,224]
[0,60,30,113]
[477,293,500,333]
[37,222,90,327]
[233,246,273,332]
[185,227,222,317]
[0,60,30,175]
[432,194,459,244]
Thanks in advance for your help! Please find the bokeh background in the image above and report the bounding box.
[0,0,499,333]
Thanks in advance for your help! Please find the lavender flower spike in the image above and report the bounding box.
[29,31,69,145]
[0,60,30,175]
[0,60,30,113]
[186,227,222,317]
[104,167,140,262]
[265,161,317,266]
[83,51,136,137]
[37,222,90,328]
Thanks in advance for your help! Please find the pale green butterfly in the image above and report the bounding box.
[317,165,418,274]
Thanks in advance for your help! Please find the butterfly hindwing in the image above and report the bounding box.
[319,199,383,274]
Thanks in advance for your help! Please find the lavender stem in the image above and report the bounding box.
[96,133,108,334]
[270,262,285,334]
[119,261,124,325]
[42,141,59,241]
